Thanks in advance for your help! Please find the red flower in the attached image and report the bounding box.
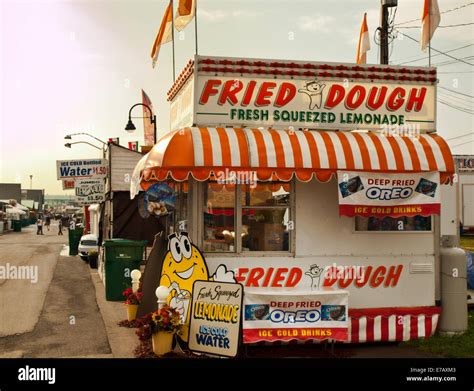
[122,288,133,297]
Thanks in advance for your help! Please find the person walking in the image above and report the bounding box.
[37,217,43,235]
[45,215,51,231]
[58,219,63,235]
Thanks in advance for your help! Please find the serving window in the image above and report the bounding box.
[203,181,292,253]
[355,215,432,232]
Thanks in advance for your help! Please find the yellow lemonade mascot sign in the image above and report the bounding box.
[160,232,235,342]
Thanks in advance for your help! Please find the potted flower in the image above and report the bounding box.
[123,288,143,321]
[150,305,182,356]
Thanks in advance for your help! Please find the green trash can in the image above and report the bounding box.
[103,239,147,301]
[13,220,22,232]
[68,228,84,256]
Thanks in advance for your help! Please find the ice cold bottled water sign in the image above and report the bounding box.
[56,159,108,180]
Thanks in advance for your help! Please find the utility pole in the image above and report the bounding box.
[379,0,398,65]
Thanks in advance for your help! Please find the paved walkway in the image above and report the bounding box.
[0,222,112,357]
[0,224,63,337]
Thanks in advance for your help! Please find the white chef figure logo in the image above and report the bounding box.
[305,264,324,290]
[298,80,326,110]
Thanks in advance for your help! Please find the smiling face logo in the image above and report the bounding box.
[298,80,326,110]
[159,232,236,343]
[160,232,209,342]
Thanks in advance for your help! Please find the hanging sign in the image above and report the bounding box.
[62,179,75,190]
[75,178,105,203]
[337,171,440,217]
[188,280,243,357]
[242,290,349,343]
[56,159,108,180]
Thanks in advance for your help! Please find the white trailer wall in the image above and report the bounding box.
[459,172,474,228]
[205,179,437,309]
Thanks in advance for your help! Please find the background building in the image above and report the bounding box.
[0,183,21,201]
[22,189,45,211]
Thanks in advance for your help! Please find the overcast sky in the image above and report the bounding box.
[0,0,473,194]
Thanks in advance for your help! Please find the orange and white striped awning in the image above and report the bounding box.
[136,127,454,189]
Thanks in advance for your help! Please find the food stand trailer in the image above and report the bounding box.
[132,55,454,344]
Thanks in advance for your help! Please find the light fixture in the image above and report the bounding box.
[125,103,156,143]
[64,141,101,150]
[131,269,141,293]
[64,133,107,147]
[125,119,136,132]
[155,286,170,309]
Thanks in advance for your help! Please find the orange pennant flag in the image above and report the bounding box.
[175,0,195,32]
[151,2,173,68]
[356,13,370,64]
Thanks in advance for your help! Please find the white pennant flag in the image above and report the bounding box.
[421,0,441,51]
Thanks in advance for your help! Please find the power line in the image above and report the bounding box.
[438,99,474,114]
[439,86,474,99]
[394,30,474,67]
[438,71,474,74]
[438,94,474,110]
[431,56,474,67]
[439,101,474,114]
[394,43,474,65]
[396,23,474,28]
[450,140,474,149]
[446,132,474,141]
[395,2,474,26]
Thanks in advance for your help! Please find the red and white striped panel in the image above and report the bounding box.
[252,307,441,345]
[349,312,440,343]
[140,127,454,184]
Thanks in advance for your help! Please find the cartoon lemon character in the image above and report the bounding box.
[159,232,235,342]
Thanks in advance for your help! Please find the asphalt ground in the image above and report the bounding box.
[0,222,111,357]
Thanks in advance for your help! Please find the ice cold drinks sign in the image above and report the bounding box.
[196,77,435,131]
[337,171,441,217]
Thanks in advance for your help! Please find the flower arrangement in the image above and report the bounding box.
[150,305,182,334]
[133,306,182,356]
[123,287,143,305]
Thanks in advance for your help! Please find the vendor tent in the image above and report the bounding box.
[5,206,27,215]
